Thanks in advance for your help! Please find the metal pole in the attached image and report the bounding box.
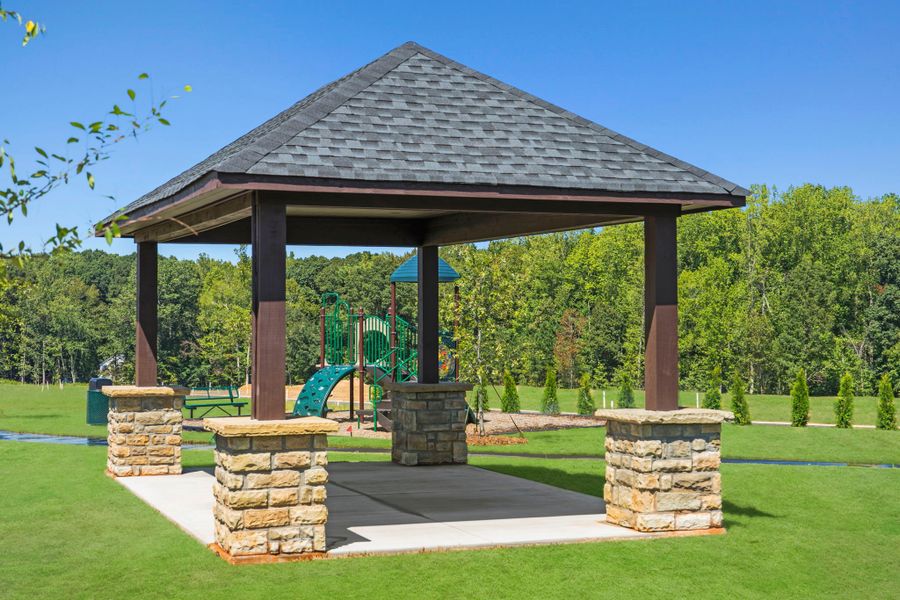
[358,308,365,415]
[390,281,397,379]
[319,307,326,368]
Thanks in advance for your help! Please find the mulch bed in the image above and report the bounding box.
[465,433,528,446]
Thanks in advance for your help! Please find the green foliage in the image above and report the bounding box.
[541,369,560,415]
[617,369,635,408]
[576,372,595,415]
[834,372,855,429]
[790,368,810,427]
[500,369,520,413]
[703,366,722,409]
[876,373,897,430]
[731,371,751,425]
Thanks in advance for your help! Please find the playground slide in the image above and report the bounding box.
[291,365,357,417]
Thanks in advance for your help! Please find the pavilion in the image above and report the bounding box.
[98,42,744,558]
[97,41,746,417]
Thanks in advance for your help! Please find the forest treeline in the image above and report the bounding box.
[0,184,897,395]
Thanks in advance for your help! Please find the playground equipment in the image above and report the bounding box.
[292,255,460,430]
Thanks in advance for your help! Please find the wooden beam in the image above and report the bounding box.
[164,216,423,246]
[644,214,679,411]
[417,246,439,384]
[423,212,630,245]
[135,241,158,386]
[108,172,745,233]
[251,196,287,420]
[133,193,252,242]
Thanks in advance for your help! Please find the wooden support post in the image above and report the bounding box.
[135,241,158,386]
[454,284,460,382]
[358,309,365,412]
[390,282,397,379]
[251,196,287,420]
[349,371,354,419]
[644,214,679,411]
[417,246,439,384]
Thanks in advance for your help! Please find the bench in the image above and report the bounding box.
[184,386,247,419]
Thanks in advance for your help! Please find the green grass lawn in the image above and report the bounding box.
[1,441,898,599]
[471,384,881,425]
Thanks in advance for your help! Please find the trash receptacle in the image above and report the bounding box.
[86,377,112,425]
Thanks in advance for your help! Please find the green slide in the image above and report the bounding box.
[291,365,356,417]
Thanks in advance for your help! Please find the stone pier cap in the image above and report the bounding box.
[102,385,190,398]
[595,408,734,424]
[382,381,474,393]
[203,416,339,437]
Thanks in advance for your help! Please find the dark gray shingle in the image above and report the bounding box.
[106,42,747,223]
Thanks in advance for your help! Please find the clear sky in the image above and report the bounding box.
[2,0,898,261]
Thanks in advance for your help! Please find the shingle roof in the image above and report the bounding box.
[108,41,747,222]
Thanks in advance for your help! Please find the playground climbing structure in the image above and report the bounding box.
[291,256,460,430]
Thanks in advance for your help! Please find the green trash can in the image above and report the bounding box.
[86,377,112,425]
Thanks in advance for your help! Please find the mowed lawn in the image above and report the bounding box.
[0,441,898,599]
[1,383,898,463]
[470,384,882,425]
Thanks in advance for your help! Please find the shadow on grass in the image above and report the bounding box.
[722,499,777,528]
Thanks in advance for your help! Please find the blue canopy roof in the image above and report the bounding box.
[391,255,460,283]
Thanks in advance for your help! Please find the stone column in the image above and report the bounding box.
[103,385,188,477]
[386,382,472,466]
[204,417,338,563]
[596,409,728,533]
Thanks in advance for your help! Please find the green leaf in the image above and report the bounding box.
[127,89,136,101]
[158,118,171,126]
[86,172,95,189]
[34,147,47,158]
[66,137,79,144]
[105,227,113,244]
[138,72,149,79]
[70,121,85,130]
[184,84,193,92]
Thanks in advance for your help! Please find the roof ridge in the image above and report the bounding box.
[408,44,748,196]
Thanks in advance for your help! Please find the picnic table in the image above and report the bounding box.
[184,386,247,418]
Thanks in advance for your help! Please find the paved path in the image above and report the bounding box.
[116,462,650,556]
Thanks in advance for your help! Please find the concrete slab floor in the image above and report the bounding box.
[116,462,650,557]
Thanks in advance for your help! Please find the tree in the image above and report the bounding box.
[576,372,595,415]
[876,373,896,431]
[703,366,722,409]
[834,372,854,429]
[541,369,560,415]
[553,308,584,388]
[790,368,810,427]
[731,371,751,425]
[500,369,520,413]
[616,369,635,408]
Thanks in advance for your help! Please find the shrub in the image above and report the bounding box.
[790,368,810,427]
[703,366,722,410]
[500,369,520,413]
[834,372,854,429]
[730,371,751,425]
[541,369,560,415]
[617,371,635,408]
[576,372,595,415]
[876,373,897,431]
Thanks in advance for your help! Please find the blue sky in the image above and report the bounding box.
[2,0,898,261]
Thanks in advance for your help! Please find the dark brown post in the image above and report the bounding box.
[390,281,397,378]
[454,284,460,382]
[251,196,287,420]
[319,307,326,368]
[644,214,679,411]
[349,370,354,419]
[417,246,439,384]
[358,308,365,411]
[135,241,158,386]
